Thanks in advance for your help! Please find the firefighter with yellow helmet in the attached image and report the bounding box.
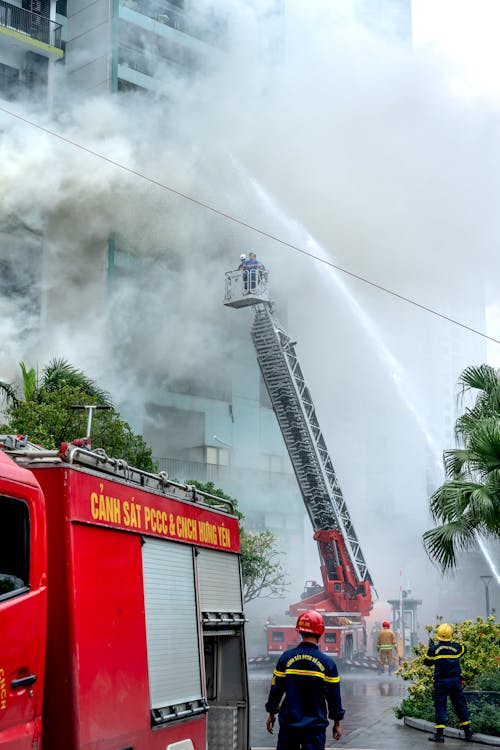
[265,609,345,749]
[376,620,397,673]
[424,623,472,743]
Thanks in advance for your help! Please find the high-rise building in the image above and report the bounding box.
[60,0,225,96]
[0,0,64,104]
[2,0,493,624]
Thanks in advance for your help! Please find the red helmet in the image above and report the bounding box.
[296,610,325,636]
[382,621,390,629]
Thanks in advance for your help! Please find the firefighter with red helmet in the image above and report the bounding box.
[265,609,345,749]
[376,620,397,673]
[424,623,472,743]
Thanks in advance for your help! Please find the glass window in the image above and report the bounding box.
[205,446,230,466]
[206,447,218,465]
[218,448,229,466]
[0,497,29,599]
[271,631,285,642]
[324,632,337,644]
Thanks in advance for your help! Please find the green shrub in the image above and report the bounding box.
[471,669,500,692]
[469,703,500,737]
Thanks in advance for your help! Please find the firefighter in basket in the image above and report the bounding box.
[376,620,397,674]
[265,609,345,749]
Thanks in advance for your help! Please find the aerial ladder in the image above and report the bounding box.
[224,268,376,664]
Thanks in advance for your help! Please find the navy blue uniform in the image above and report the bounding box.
[424,640,471,730]
[266,642,344,750]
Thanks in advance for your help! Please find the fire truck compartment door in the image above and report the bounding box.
[142,538,202,710]
[197,548,243,615]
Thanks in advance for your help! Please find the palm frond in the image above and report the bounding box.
[19,361,37,401]
[443,448,470,480]
[423,519,477,571]
[0,380,19,406]
[459,364,499,397]
[467,486,499,531]
[429,481,481,523]
[468,418,500,472]
[41,358,113,407]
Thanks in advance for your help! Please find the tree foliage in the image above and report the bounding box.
[185,480,288,603]
[423,365,500,571]
[0,360,154,471]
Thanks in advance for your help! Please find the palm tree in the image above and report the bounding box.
[0,359,112,407]
[40,358,112,406]
[423,365,500,571]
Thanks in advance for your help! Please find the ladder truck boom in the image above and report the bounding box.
[224,269,374,620]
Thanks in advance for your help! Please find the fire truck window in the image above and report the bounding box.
[324,632,337,644]
[0,496,29,598]
[271,631,285,642]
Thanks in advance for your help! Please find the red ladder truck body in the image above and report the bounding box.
[0,436,248,750]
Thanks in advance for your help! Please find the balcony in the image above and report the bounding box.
[0,0,63,58]
[153,457,298,491]
[119,0,226,50]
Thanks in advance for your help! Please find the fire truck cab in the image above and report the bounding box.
[0,438,248,750]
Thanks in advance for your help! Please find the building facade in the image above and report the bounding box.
[0,0,63,103]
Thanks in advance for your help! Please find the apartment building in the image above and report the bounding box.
[0,0,63,103]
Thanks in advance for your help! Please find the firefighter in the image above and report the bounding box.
[424,623,472,743]
[243,252,265,292]
[238,253,247,270]
[265,609,345,749]
[376,620,396,673]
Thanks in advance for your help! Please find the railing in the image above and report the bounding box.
[0,0,62,48]
[153,457,297,489]
[119,0,225,47]
[118,43,184,80]
[224,269,269,307]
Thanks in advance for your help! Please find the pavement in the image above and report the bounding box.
[253,707,492,749]
[249,670,499,750]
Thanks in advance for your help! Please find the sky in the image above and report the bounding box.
[413,0,500,366]
[414,0,500,103]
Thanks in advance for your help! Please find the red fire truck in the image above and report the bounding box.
[0,435,248,750]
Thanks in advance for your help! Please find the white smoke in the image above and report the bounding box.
[0,0,498,617]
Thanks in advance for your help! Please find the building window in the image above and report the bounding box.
[262,454,285,473]
[206,446,229,466]
[0,63,19,101]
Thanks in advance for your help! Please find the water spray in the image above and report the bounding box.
[240,168,498,588]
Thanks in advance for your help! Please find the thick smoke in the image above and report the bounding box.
[1,0,499,619]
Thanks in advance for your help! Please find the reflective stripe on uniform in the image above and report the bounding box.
[284,668,340,682]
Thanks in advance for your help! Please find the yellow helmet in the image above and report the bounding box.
[436,623,453,641]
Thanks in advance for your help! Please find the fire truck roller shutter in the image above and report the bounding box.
[197,548,243,615]
[142,538,203,712]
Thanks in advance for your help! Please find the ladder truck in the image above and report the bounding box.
[224,268,376,668]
